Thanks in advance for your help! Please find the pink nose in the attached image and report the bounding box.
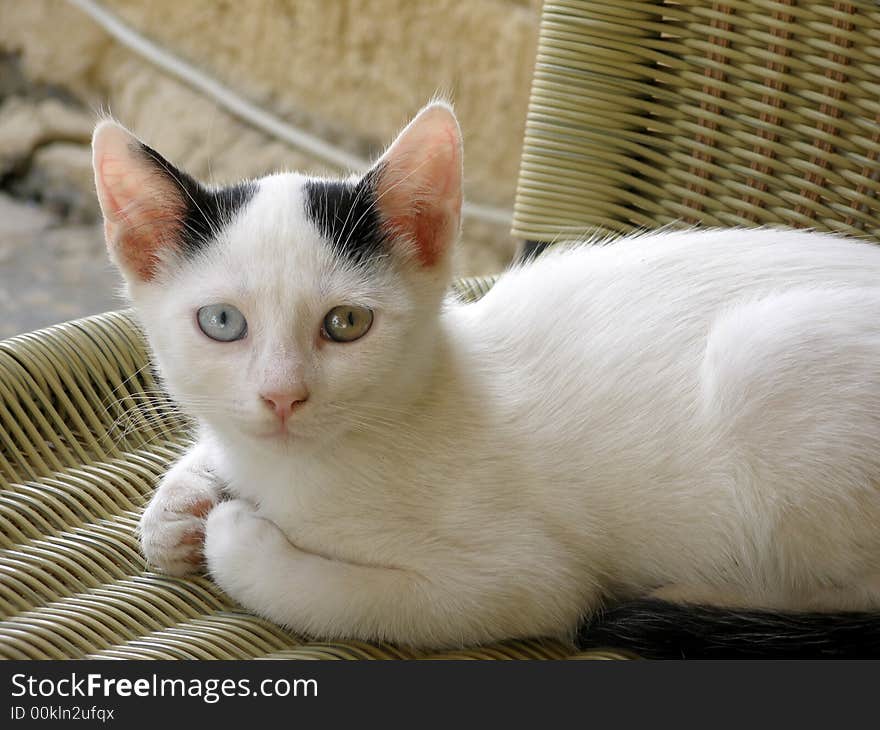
[260,389,309,422]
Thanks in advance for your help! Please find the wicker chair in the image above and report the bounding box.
[513,0,880,244]
[1,0,878,660]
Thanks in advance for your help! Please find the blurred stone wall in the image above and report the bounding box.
[0,0,540,282]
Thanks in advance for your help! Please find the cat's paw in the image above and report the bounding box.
[139,462,221,576]
[204,499,285,594]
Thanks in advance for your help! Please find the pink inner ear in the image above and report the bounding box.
[93,122,185,281]
[101,159,180,281]
[114,207,183,281]
[373,105,463,268]
[385,207,453,268]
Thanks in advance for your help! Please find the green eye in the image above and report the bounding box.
[197,304,247,342]
[322,305,373,343]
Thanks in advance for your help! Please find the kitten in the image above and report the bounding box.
[92,103,880,656]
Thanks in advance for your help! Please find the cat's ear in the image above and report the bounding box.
[92,120,194,282]
[370,102,462,268]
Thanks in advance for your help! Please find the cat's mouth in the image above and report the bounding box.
[250,420,320,445]
[243,417,297,441]
[254,426,295,441]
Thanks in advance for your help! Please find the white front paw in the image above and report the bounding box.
[139,462,221,576]
[204,499,284,597]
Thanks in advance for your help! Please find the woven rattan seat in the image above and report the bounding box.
[512,1,880,241]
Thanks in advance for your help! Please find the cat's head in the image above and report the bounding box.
[92,103,463,450]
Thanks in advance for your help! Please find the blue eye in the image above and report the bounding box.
[197,304,248,342]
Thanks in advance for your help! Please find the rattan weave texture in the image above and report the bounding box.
[0,276,626,660]
[513,0,880,241]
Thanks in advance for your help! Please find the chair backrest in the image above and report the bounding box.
[511,1,880,243]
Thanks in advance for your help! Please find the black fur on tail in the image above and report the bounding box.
[576,599,880,658]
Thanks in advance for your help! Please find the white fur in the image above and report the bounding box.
[99,111,880,649]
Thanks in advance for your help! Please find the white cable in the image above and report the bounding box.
[66,0,513,227]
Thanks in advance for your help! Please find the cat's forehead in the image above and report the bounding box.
[188,172,389,305]
[224,173,330,272]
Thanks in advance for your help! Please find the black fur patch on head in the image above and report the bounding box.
[303,168,389,266]
[577,599,880,658]
[138,142,255,256]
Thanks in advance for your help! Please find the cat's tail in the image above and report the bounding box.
[576,599,880,658]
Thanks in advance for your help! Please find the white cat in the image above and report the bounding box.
[92,103,880,654]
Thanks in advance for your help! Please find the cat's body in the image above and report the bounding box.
[92,103,880,654]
